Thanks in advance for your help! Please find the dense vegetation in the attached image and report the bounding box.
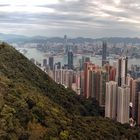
[0,42,140,140]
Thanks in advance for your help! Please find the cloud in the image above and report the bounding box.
[0,0,140,37]
[0,4,10,7]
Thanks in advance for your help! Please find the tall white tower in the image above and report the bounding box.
[117,85,130,124]
[105,81,118,119]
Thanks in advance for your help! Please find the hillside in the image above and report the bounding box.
[0,42,140,140]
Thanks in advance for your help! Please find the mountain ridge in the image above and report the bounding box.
[0,33,140,44]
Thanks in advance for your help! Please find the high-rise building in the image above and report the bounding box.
[110,67,116,81]
[100,71,109,106]
[130,65,140,79]
[68,51,73,70]
[89,70,108,106]
[103,64,116,81]
[57,62,61,69]
[49,57,54,70]
[138,92,140,126]
[80,71,84,95]
[43,59,47,67]
[84,62,108,106]
[80,56,91,70]
[72,72,81,95]
[126,74,133,102]
[84,62,99,98]
[54,69,74,88]
[89,70,101,100]
[117,86,130,124]
[131,78,140,125]
[54,69,61,84]
[102,41,107,66]
[116,56,128,86]
[105,81,117,119]
[81,56,85,70]
[54,62,61,70]
[64,35,69,54]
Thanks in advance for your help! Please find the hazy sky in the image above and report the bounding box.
[0,0,140,38]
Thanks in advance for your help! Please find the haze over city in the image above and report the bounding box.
[0,0,140,37]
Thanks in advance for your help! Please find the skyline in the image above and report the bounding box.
[0,0,140,37]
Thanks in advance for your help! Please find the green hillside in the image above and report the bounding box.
[0,42,139,140]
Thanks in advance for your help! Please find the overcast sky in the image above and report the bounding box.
[0,0,140,38]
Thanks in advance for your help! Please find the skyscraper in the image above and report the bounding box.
[105,81,117,119]
[100,70,109,107]
[138,92,140,126]
[57,62,61,69]
[68,51,73,69]
[43,59,47,67]
[80,56,90,70]
[80,71,84,95]
[54,62,61,70]
[84,62,98,98]
[89,70,101,100]
[102,41,107,66]
[49,57,54,70]
[83,62,108,106]
[72,72,81,95]
[89,70,108,106]
[54,69,74,88]
[126,74,133,102]
[116,56,128,86]
[131,78,140,125]
[130,65,140,79]
[64,35,69,54]
[117,86,130,124]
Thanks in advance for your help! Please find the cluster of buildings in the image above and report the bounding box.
[103,53,140,127]
[30,38,140,127]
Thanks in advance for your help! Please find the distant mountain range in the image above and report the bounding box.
[0,33,140,44]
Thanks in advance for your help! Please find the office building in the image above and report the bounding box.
[64,35,69,54]
[68,51,73,70]
[102,41,107,66]
[49,57,54,70]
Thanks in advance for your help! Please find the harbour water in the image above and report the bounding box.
[17,47,140,68]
